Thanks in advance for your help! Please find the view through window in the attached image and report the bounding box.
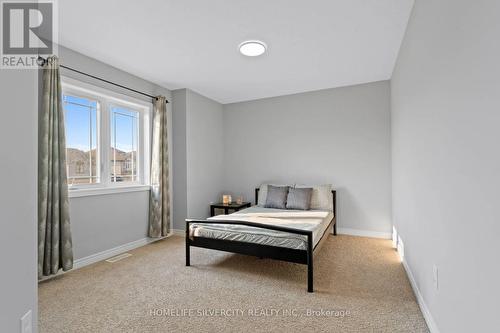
[64,95,99,185]
[110,106,139,183]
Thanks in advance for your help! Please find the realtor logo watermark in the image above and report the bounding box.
[1,0,57,68]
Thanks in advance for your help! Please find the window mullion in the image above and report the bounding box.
[88,104,93,184]
[139,111,146,185]
[100,99,111,188]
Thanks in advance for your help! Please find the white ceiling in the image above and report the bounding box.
[59,0,414,104]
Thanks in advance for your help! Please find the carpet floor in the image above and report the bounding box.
[39,235,428,332]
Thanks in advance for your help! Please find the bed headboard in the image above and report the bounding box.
[254,187,336,217]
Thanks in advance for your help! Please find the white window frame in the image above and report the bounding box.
[62,88,102,187]
[62,76,151,197]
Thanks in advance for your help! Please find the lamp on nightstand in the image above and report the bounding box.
[222,194,232,205]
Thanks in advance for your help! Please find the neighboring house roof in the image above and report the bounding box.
[66,148,134,163]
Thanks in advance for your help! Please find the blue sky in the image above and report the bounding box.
[64,95,137,152]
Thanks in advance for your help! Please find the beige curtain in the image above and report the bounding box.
[149,96,170,237]
[38,56,73,278]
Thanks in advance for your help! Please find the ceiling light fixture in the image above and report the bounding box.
[239,40,267,57]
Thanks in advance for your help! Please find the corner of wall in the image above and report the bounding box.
[172,89,188,229]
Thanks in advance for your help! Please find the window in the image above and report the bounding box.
[62,78,151,192]
[110,106,139,183]
[64,95,100,185]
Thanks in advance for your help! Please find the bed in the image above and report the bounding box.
[185,188,336,292]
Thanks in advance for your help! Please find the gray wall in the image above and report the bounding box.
[0,71,38,331]
[69,191,150,259]
[391,1,500,332]
[186,90,225,219]
[172,89,225,229]
[172,89,188,231]
[59,46,173,260]
[223,81,392,235]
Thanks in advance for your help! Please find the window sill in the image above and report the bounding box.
[68,185,150,198]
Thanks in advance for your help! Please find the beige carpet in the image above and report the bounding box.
[39,235,428,332]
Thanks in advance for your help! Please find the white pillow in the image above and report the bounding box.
[257,184,268,206]
[295,184,333,211]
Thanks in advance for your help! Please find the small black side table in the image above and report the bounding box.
[210,202,251,217]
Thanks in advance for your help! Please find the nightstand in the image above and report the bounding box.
[210,202,251,217]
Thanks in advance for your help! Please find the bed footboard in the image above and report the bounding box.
[185,219,315,292]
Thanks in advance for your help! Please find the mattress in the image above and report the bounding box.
[189,206,334,250]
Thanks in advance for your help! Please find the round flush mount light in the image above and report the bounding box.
[239,40,267,57]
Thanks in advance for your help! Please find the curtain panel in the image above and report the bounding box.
[38,56,74,278]
[149,96,170,237]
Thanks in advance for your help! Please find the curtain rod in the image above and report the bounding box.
[37,56,169,103]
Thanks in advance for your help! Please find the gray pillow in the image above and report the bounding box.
[286,187,313,210]
[295,184,333,211]
[257,183,292,206]
[265,185,289,209]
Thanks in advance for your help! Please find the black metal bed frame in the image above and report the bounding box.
[185,188,337,292]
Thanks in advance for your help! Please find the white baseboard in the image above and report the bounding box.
[73,237,158,269]
[171,228,185,236]
[402,259,440,333]
[337,227,391,239]
[39,235,175,282]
